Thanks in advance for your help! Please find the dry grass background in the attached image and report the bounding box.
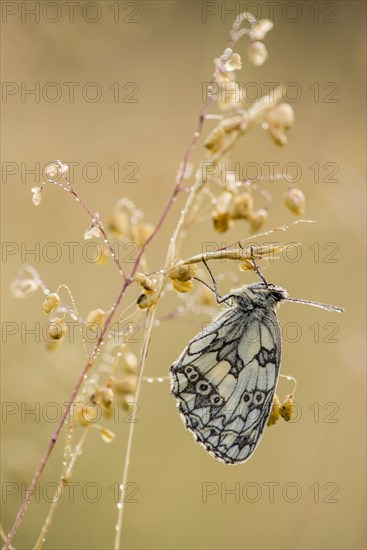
[1,1,366,549]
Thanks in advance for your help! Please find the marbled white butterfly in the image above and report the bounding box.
[169,257,343,465]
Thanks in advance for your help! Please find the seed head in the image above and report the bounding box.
[43,293,60,314]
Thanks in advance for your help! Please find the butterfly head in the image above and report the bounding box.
[232,282,288,310]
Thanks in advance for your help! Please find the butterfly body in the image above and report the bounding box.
[170,283,288,465]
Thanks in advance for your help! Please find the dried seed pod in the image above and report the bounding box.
[223,52,242,72]
[98,427,115,443]
[267,394,281,426]
[86,308,106,327]
[268,127,288,146]
[107,211,130,237]
[250,209,268,231]
[10,278,38,298]
[112,376,137,396]
[31,186,42,206]
[170,264,197,282]
[219,115,244,133]
[137,291,159,310]
[48,318,67,340]
[284,188,306,215]
[247,41,268,66]
[135,273,156,293]
[121,350,138,374]
[279,394,294,422]
[132,222,154,247]
[91,386,115,410]
[250,19,273,41]
[43,293,60,314]
[218,80,242,111]
[238,259,256,272]
[45,163,59,179]
[84,226,101,240]
[77,404,98,427]
[216,191,233,214]
[204,126,225,152]
[229,193,254,219]
[171,279,194,293]
[213,211,232,233]
[266,103,295,130]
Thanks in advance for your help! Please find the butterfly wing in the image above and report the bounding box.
[170,304,281,464]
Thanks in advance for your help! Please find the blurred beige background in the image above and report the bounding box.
[1,1,366,549]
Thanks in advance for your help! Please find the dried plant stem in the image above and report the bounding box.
[113,307,157,549]
[34,428,91,550]
[0,527,14,550]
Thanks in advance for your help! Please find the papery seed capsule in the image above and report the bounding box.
[77,405,98,427]
[284,188,306,215]
[229,193,254,219]
[266,103,295,130]
[133,222,154,247]
[112,376,137,396]
[170,264,197,282]
[137,291,159,310]
[121,350,138,374]
[135,273,156,293]
[91,386,115,410]
[267,394,281,426]
[49,318,67,340]
[99,427,115,443]
[250,19,273,41]
[247,41,268,66]
[171,279,194,293]
[279,394,294,422]
[250,209,268,231]
[86,309,106,327]
[204,126,225,152]
[43,293,60,314]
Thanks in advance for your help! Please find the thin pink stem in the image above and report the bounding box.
[129,102,214,281]
[59,175,126,281]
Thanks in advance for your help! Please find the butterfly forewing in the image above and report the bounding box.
[170,294,282,464]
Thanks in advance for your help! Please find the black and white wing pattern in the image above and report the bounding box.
[169,283,285,465]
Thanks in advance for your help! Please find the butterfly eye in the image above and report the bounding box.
[196,381,211,396]
[243,393,253,404]
[184,366,199,381]
[210,394,223,406]
[254,391,265,405]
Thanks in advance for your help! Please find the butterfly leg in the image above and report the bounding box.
[200,258,235,304]
[249,246,269,287]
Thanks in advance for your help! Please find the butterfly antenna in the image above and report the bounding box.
[250,246,269,287]
[286,297,344,313]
